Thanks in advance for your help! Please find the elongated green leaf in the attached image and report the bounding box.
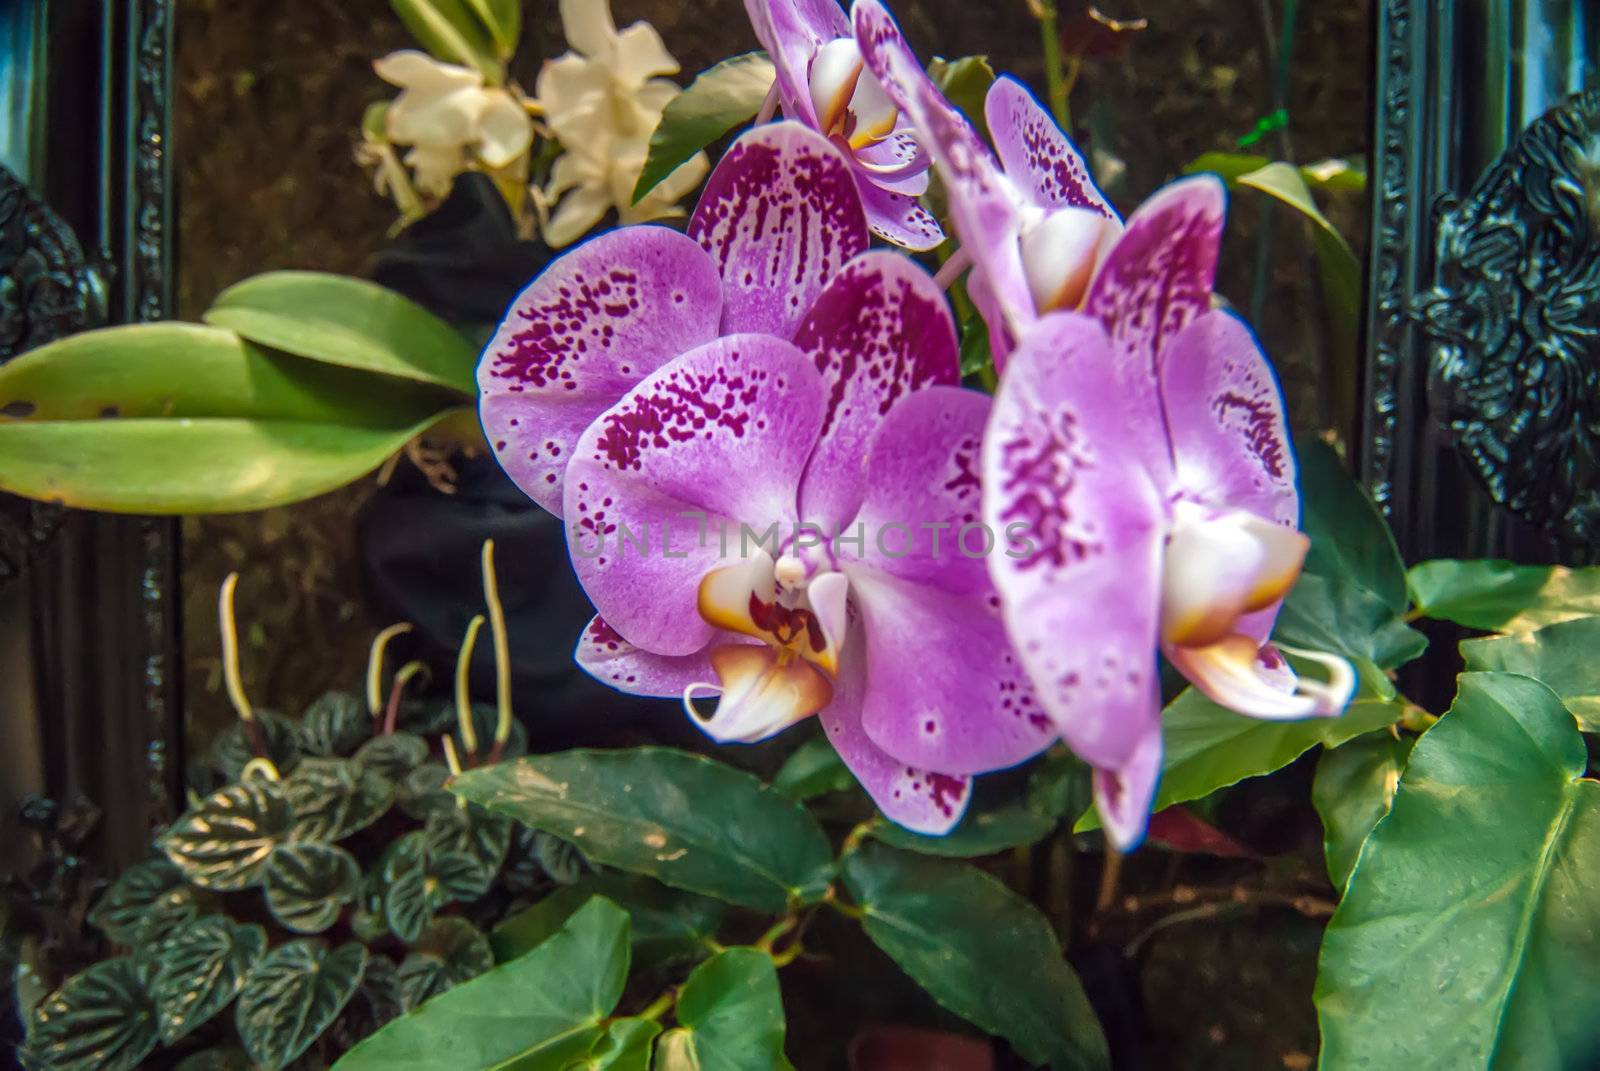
[492,875,724,968]
[771,735,854,800]
[633,52,774,204]
[397,918,494,1011]
[1317,673,1600,1067]
[871,804,1055,857]
[163,781,293,891]
[656,948,789,1071]
[451,748,834,912]
[1187,152,1367,193]
[1295,437,1408,612]
[1462,618,1600,730]
[237,941,367,1071]
[205,272,477,396]
[928,56,996,141]
[573,1018,660,1070]
[391,0,502,81]
[1076,691,1403,832]
[27,958,160,1071]
[460,0,519,58]
[335,897,630,1070]
[264,842,361,933]
[841,846,1108,1070]
[1408,558,1600,632]
[1311,730,1411,892]
[153,917,267,1043]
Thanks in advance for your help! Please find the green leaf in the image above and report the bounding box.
[0,323,462,514]
[451,748,834,912]
[425,805,513,891]
[460,0,519,59]
[334,897,631,1070]
[1076,690,1402,832]
[492,875,725,969]
[957,316,993,380]
[283,756,395,843]
[382,831,441,942]
[1295,437,1408,612]
[162,781,293,891]
[173,1048,253,1071]
[657,948,789,1071]
[27,958,160,1071]
[928,56,996,141]
[570,1018,660,1070]
[1275,572,1426,683]
[210,710,303,780]
[771,735,854,800]
[236,941,368,1071]
[841,845,1108,1070]
[1408,558,1600,632]
[390,0,503,82]
[633,52,774,204]
[1462,617,1600,731]
[336,955,404,1048]
[1311,730,1411,892]
[1027,750,1091,821]
[354,731,432,780]
[89,859,187,944]
[534,830,588,885]
[1188,152,1365,193]
[871,805,1055,857]
[397,918,495,1011]
[205,272,477,397]
[264,842,362,933]
[297,691,372,757]
[152,917,267,1043]
[1316,673,1600,1066]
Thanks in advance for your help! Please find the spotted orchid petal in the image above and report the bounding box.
[480,227,724,516]
[854,130,930,191]
[563,335,825,656]
[689,122,870,339]
[985,77,1117,218]
[834,387,1055,774]
[1160,310,1299,527]
[1093,725,1162,851]
[577,615,725,696]
[793,252,960,532]
[820,638,972,833]
[981,312,1167,771]
[1167,638,1355,721]
[856,180,945,251]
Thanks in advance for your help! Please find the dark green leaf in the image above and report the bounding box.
[237,941,367,1071]
[397,760,455,820]
[162,781,293,890]
[461,0,519,58]
[27,958,159,1071]
[425,805,512,890]
[283,756,395,842]
[172,1048,253,1071]
[451,748,834,912]
[1462,617,1600,730]
[658,948,789,1071]
[771,735,854,800]
[382,831,441,943]
[389,0,502,82]
[354,731,431,781]
[1311,730,1411,892]
[957,316,993,379]
[205,272,476,396]
[397,918,495,1011]
[1077,690,1403,831]
[535,831,587,885]
[1275,572,1426,685]
[152,917,267,1043]
[264,842,361,933]
[842,845,1108,1069]
[1316,673,1600,1066]
[872,804,1055,857]
[89,859,186,944]
[928,56,996,141]
[452,702,529,761]
[1295,437,1408,612]
[1027,750,1091,821]
[334,897,631,1070]
[210,710,303,780]
[492,874,724,969]
[633,52,774,204]
[298,691,372,757]
[570,1018,660,1070]
[1409,559,1600,632]
[332,956,403,1051]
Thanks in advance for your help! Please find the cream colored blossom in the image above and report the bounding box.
[534,0,709,248]
[373,50,533,197]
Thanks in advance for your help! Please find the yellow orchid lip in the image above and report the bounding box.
[696,556,843,676]
[1159,507,1309,649]
[683,644,834,743]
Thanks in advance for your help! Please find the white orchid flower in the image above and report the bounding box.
[373,50,533,196]
[534,0,709,248]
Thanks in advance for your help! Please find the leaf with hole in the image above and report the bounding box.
[397,918,494,1011]
[842,845,1109,1070]
[283,757,395,842]
[1462,617,1600,730]
[89,859,187,944]
[27,958,159,1071]
[1317,673,1600,1066]
[204,272,477,396]
[633,51,774,203]
[654,947,791,1071]
[236,941,367,1071]
[162,780,293,891]
[298,691,372,757]
[151,917,267,1043]
[333,897,630,1070]
[450,748,834,912]
[264,842,361,934]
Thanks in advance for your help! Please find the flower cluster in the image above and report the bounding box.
[481,0,1353,846]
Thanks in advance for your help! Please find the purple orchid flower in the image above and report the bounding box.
[979,180,1355,850]
[480,120,1052,832]
[744,0,945,251]
[852,0,1121,363]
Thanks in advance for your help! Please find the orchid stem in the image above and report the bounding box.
[637,989,677,1022]
[1034,0,1072,131]
[755,80,780,125]
[932,247,972,291]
